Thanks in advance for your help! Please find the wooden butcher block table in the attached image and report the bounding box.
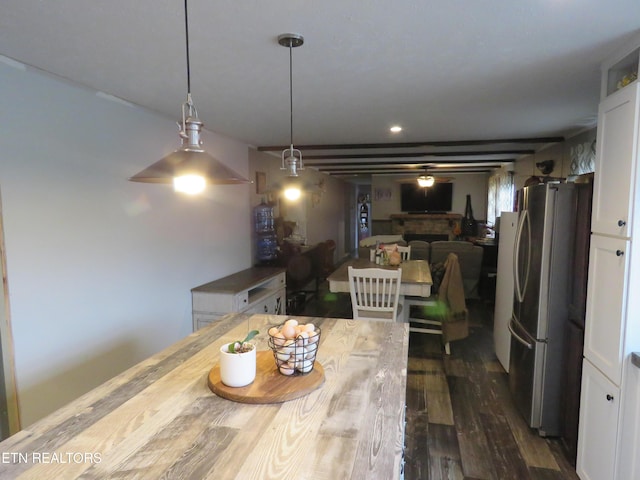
[0,312,409,480]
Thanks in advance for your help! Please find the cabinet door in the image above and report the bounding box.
[617,356,640,480]
[591,84,639,237]
[577,360,620,480]
[584,234,629,385]
[244,288,286,316]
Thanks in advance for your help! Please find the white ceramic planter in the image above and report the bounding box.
[219,344,256,387]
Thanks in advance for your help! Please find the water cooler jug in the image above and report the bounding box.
[254,200,277,262]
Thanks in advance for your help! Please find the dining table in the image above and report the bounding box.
[327,258,433,298]
[0,312,408,480]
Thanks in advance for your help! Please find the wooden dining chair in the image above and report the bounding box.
[403,252,468,355]
[395,245,411,261]
[348,266,403,322]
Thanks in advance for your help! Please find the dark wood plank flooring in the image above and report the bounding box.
[299,282,580,480]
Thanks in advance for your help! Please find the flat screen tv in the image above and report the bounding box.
[400,182,453,213]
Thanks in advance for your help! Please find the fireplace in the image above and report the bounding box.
[390,213,462,241]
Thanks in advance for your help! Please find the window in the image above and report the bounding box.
[487,171,515,226]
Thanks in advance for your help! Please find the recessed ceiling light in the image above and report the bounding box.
[390,125,402,133]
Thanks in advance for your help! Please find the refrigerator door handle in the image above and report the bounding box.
[508,318,534,349]
[513,209,531,303]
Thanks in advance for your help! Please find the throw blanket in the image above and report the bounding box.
[438,252,469,343]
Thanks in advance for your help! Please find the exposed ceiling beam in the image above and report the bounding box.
[319,166,500,174]
[257,137,547,180]
[305,158,516,167]
[257,136,564,151]
[329,168,495,176]
[301,150,532,160]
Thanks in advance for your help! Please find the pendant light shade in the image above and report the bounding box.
[279,33,304,200]
[129,0,249,194]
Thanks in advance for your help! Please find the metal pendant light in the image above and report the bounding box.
[129,0,249,194]
[279,33,304,201]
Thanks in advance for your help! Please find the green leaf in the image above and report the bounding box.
[226,330,259,354]
[243,330,259,343]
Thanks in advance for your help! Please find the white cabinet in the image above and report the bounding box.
[243,287,285,316]
[191,267,286,331]
[577,361,620,480]
[578,34,640,480]
[617,355,640,480]
[590,84,639,238]
[583,235,630,385]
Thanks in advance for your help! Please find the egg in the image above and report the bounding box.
[295,332,309,346]
[292,346,307,362]
[296,360,314,373]
[279,339,295,354]
[268,326,280,337]
[272,332,286,347]
[307,331,319,344]
[284,319,298,328]
[279,365,295,375]
[303,323,315,333]
[281,324,297,339]
[276,350,291,362]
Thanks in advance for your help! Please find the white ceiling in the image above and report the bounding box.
[1,0,639,177]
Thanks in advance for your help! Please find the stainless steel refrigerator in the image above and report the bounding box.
[508,182,576,437]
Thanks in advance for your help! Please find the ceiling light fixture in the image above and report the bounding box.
[278,33,305,201]
[417,167,435,187]
[390,125,403,133]
[129,0,249,194]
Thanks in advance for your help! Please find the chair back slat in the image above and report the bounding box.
[348,266,402,322]
[396,245,411,261]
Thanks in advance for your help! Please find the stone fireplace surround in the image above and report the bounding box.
[390,213,462,241]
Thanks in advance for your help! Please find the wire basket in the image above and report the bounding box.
[267,321,321,376]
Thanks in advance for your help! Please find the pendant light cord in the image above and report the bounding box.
[184,0,191,97]
[288,41,294,148]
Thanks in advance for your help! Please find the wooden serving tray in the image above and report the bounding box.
[208,350,325,404]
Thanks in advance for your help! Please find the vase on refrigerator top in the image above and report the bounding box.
[462,194,478,237]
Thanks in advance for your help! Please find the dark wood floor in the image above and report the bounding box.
[299,282,580,480]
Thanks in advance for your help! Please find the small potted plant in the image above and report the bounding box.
[219,330,259,387]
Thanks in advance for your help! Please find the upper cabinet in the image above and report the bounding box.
[591,83,639,237]
[601,43,639,98]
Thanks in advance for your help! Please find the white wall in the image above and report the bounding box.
[371,173,489,220]
[248,149,348,260]
[0,60,252,426]
[513,129,596,190]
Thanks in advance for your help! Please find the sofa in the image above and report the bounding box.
[357,235,406,259]
[359,237,483,299]
[410,240,484,299]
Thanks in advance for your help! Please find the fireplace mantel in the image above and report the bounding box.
[390,213,462,241]
[390,213,462,221]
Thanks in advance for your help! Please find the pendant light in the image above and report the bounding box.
[278,33,305,201]
[417,167,435,188]
[129,0,249,194]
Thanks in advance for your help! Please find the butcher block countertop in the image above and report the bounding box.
[0,313,409,480]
